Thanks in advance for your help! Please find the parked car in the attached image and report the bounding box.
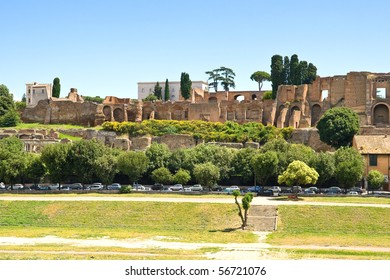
[184,187,192,192]
[107,183,121,190]
[270,186,281,193]
[0,182,6,190]
[327,186,342,194]
[152,183,164,191]
[70,183,83,190]
[304,187,319,194]
[90,183,104,190]
[257,188,275,196]
[244,186,263,193]
[170,184,184,192]
[223,185,240,194]
[190,184,203,191]
[347,191,359,196]
[37,185,51,191]
[8,184,25,190]
[304,189,316,195]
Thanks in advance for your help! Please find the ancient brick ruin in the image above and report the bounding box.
[22,72,390,129]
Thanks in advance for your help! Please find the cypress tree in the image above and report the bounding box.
[164,79,170,101]
[180,72,192,100]
[270,55,283,99]
[52,77,61,98]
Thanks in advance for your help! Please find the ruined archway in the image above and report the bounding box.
[251,94,258,100]
[373,104,390,125]
[208,96,218,103]
[234,95,245,102]
[113,108,124,122]
[103,106,112,121]
[311,104,322,126]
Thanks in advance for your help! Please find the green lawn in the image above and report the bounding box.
[0,200,256,243]
[268,205,390,247]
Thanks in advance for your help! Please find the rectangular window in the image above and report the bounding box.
[33,89,35,94]
[42,89,44,93]
[369,154,378,166]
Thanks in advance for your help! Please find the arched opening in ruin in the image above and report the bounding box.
[171,105,184,120]
[376,88,387,99]
[321,90,329,101]
[234,95,245,102]
[127,110,136,122]
[103,106,112,121]
[289,106,301,128]
[311,104,322,126]
[251,94,258,100]
[142,108,153,120]
[373,104,390,125]
[208,97,218,103]
[113,108,124,122]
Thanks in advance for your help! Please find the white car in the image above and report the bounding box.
[223,186,240,194]
[107,183,121,190]
[170,184,184,192]
[90,183,104,190]
[190,184,203,191]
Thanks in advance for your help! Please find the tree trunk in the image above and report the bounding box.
[234,196,245,229]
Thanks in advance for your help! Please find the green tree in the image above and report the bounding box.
[151,167,173,184]
[173,169,191,185]
[289,54,300,85]
[117,151,149,183]
[25,153,47,186]
[41,143,71,188]
[305,63,317,84]
[270,55,284,99]
[334,147,364,190]
[143,94,158,102]
[205,68,222,92]
[316,107,360,148]
[250,71,271,91]
[251,151,279,186]
[180,72,192,100]
[310,152,335,188]
[164,79,170,101]
[232,190,253,229]
[67,140,106,186]
[0,137,27,188]
[193,162,220,191]
[0,84,19,127]
[367,170,385,192]
[219,66,236,92]
[52,77,61,98]
[231,148,258,185]
[153,82,162,99]
[145,143,172,176]
[282,56,290,84]
[278,160,319,190]
[83,96,104,103]
[94,152,118,187]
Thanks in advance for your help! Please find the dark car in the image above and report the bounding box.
[152,183,164,191]
[244,186,263,193]
[257,189,274,196]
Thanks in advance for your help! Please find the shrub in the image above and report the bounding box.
[119,185,132,194]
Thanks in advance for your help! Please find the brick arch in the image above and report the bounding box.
[311,104,322,126]
[113,108,124,122]
[373,103,390,125]
[103,106,112,121]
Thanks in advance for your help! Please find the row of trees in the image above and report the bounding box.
[0,136,377,191]
[271,54,317,98]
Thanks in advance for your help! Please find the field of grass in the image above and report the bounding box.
[0,200,256,243]
[268,205,390,247]
[1,199,390,260]
[297,196,390,204]
[8,123,91,130]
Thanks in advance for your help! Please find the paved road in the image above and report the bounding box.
[1,194,390,208]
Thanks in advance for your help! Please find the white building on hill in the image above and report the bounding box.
[26,82,52,107]
[138,81,208,101]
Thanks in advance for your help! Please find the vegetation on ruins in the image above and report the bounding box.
[0,84,20,127]
[270,54,317,99]
[82,96,104,103]
[180,72,192,100]
[52,77,61,98]
[205,68,222,92]
[316,107,360,148]
[102,120,294,144]
[250,71,270,91]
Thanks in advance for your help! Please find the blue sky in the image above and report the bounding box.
[2,0,390,100]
